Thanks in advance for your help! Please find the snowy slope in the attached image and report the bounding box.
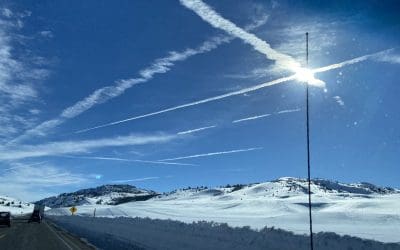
[36,184,158,208]
[46,178,400,243]
[0,195,34,215]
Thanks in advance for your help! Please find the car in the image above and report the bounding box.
[0,212,11,227]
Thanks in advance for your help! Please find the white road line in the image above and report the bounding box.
[60,231,82,250]
[0,234,6,239]
[49,222,84,250]
[45,222,73,250]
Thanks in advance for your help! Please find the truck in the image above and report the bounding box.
[28,204,45,223]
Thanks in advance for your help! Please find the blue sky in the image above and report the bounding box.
[0,0,399,201]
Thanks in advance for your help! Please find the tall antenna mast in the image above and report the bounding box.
[306,32,314,250]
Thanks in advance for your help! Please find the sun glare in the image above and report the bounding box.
[295,68,316,83]
[294,67,326,88]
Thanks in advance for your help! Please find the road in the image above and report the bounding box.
[0,216,94,250]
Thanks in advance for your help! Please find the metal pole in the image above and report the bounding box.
[306,32,314,250]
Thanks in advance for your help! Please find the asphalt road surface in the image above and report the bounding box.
[0,216,94,250]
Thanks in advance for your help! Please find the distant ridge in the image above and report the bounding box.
[35,184,158,208]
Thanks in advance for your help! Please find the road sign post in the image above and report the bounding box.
[69,206,77,215]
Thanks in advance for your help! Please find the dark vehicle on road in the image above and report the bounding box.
[28,204,44,223]
[0,212,11,227]
[28,211,42,223]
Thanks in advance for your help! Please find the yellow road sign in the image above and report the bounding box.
[69,206,77,215]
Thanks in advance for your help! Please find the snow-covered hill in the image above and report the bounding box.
[46,178,400,243]
[36,184,158,208]
[0,195,34,215]
[159,177,398,201]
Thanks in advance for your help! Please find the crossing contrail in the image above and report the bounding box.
[180,0,301,72]
[8,17,268,144]
[75,75,295,133]
[158,147,263,161]
[74,49,392,134]
[180,0,327,87]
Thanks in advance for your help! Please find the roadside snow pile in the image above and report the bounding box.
[49,215,400,250]
[36,184,158,207]
[0,195,34,215]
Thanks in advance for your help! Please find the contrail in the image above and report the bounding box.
[177,125,217,135]
[111,177,160,183]
[158,147,263,161]
[2,161,48,172]
[58,155,196,166]
[232,114,271,123]
[8,18,268,144]
[313,49,394,74]
[0,133,176,160]
[276,108,301,114]
[74,49,392,134]
[75,75,296,133]
[181,0,325,87]
[232,108,300,124]
[180,0,301,72]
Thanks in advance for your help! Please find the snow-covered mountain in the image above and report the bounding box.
[0,195,35,215]
[39,178,398,209]
[36,184,158,208]
[159,177,398,201]
[46,177,400,243]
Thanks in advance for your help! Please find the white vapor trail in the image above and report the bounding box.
[313,49,394,73]
[177,125,217,135]
[74,48,392,134]
[276,108,301,114]
[232,108,300,124]
[2,161,48,172]
[180,0,301,72]
[159,147,263,161]
[0,134,176,161]
[232,114,271,123]
[8,18,268,144]
[111,177,160,183]
[58,155,196,166]
[75,75,296,133]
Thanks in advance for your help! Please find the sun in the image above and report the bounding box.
[295,68,316,83]
[295,67,325,88]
